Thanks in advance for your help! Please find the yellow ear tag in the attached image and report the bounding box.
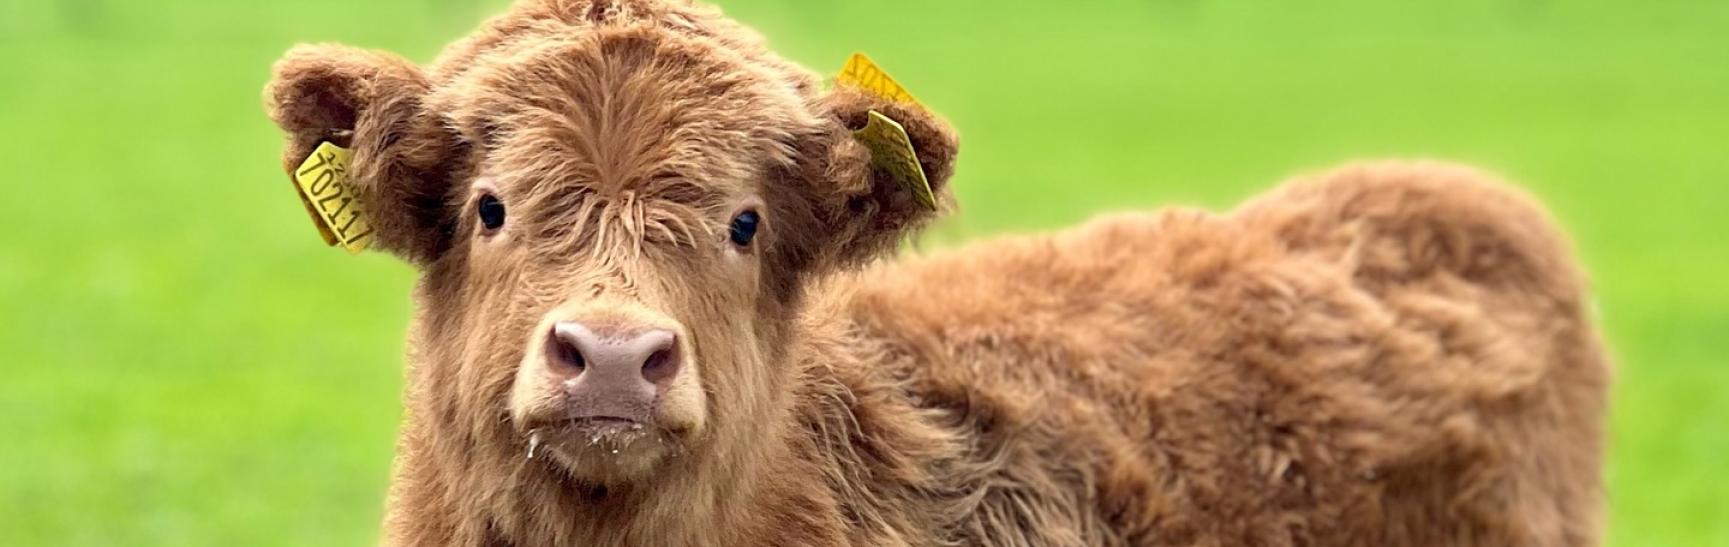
[853,111,937,211]
[836,53,937,211]
[837,52,918,105]
[290,142,373,254]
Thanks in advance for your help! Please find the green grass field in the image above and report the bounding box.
[1,0,1724,545]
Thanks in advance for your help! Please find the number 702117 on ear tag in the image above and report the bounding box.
[290,142,374,255]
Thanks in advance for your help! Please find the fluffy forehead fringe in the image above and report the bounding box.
[424,13,824,252]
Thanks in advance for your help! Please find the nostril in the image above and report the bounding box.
[548,324,587,372]
[633,330,680,385]
[561,339,587,371]
[640,346,676,383]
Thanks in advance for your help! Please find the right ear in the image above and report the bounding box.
[264,43,459,265]
[774,86,960,275]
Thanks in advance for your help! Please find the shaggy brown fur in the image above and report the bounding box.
[264,1,1608,546]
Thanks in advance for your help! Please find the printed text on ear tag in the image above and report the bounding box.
[854,110,936,211]
[837,52,918,105]
[291,142,373,254]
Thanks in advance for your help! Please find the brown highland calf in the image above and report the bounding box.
[264,1,1609,545]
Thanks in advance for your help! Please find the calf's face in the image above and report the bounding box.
[444,33,813,484]
[265,18,956,488]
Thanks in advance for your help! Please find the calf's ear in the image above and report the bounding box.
[790,86,959,270]
[264,43,458,265]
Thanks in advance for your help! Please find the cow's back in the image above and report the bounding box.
[830,161,1608,546]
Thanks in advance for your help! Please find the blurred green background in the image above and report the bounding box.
[1,0,1724,545]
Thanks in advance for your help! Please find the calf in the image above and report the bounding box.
[264,1,1609,545]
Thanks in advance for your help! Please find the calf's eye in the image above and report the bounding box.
[477,194,506,232]
[728,209,760,247]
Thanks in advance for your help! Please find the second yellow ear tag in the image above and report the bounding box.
[837,52,917,105]
[291,142,374,254]
[853,111,937,211]
[835,53,937,211]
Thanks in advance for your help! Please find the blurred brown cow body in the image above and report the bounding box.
[263,1,1609,545]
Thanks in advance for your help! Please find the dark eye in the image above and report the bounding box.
[477,194,506,232]
[728,209,760,247]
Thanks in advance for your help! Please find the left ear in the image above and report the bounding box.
[788,86,960,269]
[263,43,459,265]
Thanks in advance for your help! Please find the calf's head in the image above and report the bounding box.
[264,1,956,489]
